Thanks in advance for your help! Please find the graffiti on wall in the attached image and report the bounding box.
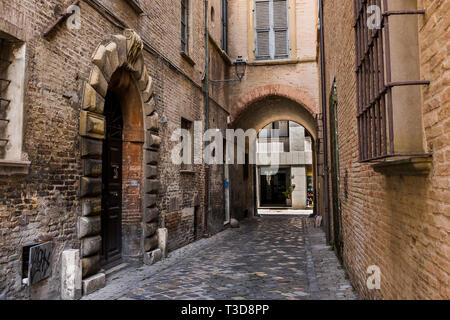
[28,242,52,286]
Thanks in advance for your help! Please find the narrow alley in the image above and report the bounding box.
[83,217,356,300]
[0,0,448,302]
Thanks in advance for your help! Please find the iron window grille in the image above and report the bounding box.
[0,38,12,157]
[353,0,429,162]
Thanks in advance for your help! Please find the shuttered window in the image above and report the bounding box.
[181,0,188,53]
[255,0,289,60]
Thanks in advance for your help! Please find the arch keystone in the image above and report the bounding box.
[124,29,144,68]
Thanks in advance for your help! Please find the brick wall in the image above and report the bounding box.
[321,0,449,299]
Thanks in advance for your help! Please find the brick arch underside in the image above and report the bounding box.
[230,86,319,222]
[233,93,318,141]
[78,30,161,280]
[232,85,318,130]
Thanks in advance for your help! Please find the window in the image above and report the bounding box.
[221,0,228,52]
[0,34,28,174]
[354,0,428,162]
[258,121,290,153]
[181,0,189,53]
[255,0,289,60]
[259,121,289,139]
[181,118,193,171]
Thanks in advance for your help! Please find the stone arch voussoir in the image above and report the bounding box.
[78,29,162,293]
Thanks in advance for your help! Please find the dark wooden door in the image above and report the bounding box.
[101,91,123,267]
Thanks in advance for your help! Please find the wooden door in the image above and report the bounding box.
[101,91,123,267]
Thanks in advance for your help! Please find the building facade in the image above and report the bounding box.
[227,0,320,220]
[0,0,320,300]
[0,0,231,299]
[256,120,314,210]
[318,0,449,299]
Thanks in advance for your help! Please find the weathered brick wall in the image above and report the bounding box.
[0,0,96,300]
[0,0,230,299]
[321,0,449,299]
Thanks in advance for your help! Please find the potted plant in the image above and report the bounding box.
[282,186,293,207]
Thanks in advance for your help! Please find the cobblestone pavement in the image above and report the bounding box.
[84,217,357,300]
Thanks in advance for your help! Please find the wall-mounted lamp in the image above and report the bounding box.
[234,56,247,81]
[211,56,247,83]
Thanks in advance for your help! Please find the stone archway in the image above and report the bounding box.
[78,29,161,292]
[229,94,320,220]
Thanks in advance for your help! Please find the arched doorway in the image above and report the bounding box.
[79,30,161,285]
[229,95,318,220]
[256,120,315,211]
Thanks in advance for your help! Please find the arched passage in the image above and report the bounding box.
[229,95,318,220]
[78,30,161,283]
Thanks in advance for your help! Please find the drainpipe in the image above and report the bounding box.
[204,0,211,236]
[318,0,330,239]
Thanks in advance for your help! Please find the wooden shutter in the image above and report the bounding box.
[255,0,270,59]
[273,0,288,58]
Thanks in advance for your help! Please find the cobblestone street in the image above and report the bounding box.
[84,217,357,300]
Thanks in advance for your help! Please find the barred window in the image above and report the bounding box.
[354,0,428,162]
[255,0,289,60]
